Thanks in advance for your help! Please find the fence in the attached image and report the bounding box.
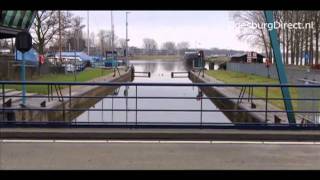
[1,81,320,129]
[0,56,70,80]
[226,62,320,83]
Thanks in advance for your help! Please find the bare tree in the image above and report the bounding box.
[143,38,158,55]
[232,11,271,61]
[177,41,190,55]
[97,30,108,56]
[162,41,176,55]
[31,11,59,54]
[118,38,127,49]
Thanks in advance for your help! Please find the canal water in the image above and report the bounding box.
[74,60,230,124]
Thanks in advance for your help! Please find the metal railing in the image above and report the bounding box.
[0,81,320,129]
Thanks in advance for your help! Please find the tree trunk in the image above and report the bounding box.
[310,13,314,66]
[285,11,289,64]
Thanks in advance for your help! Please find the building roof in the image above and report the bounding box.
[231,53,247,58]
[48,51,93,61]
[231,52,265,58]
[0,10,36,39]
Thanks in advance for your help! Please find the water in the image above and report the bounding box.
[74,60,230,124]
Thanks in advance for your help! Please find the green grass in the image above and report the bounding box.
[7,68,112,94]
[206,70,298,110]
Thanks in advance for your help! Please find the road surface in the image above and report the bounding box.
[1,141,319,170]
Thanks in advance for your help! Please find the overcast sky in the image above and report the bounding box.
[71,10,253,51]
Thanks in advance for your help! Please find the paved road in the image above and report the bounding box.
[1,141,319,170]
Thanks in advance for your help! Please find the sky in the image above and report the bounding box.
[70,11,253,51]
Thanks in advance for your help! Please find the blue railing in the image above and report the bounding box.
[0,81,320,129]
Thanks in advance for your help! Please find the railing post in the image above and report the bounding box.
[135,85,138,125]
[125,86,128,124]
[111,92,114,123]
[200,89,203,126]
[69,85,71,122]
[101,97,104,122]
[2,83,5,121]
[47,84,50,102]
[51,84,53,101]
[265,86,269,123]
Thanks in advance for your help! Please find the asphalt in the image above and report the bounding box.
[1,141,319,170]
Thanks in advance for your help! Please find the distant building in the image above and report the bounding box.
[0,48,10,54]
[230,51,264,63]
[46,51,93,64]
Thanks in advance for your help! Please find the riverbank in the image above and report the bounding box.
[6,68,113,94]
[205,70,298,110]
[189,70,305,124]
[2,67,133,122]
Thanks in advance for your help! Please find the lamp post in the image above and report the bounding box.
[125,12,130,67]
[111,11,114,62]
[87,11,90,56]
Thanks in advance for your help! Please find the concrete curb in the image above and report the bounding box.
[1,128,320,141]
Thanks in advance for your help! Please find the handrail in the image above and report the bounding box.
[1,81,319,128]
[1,81,320,88]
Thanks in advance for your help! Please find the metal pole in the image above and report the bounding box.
[126,12,129,67]
[2,84,5,121]
[59,11,62,64]
[21,52,26,105]
[200,91,203,126]
[111,11,115,63]
[87,11,90,56]
[101,98,104,122]
[135,85,137,125]
[265,86,268,123]
[111,94,114,122]
[264,11,296,124]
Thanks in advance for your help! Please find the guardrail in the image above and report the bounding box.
[0,81,320,129]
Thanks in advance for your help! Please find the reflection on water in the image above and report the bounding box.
[74,60,230,123]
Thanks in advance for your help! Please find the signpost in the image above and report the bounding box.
[15,31,32,106]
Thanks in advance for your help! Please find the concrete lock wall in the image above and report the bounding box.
[13,68,133,122]
[188,71,261,123]
[226,62,320,83]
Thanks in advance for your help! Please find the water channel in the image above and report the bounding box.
[74,60,230,124]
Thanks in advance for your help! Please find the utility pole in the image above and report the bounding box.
[87,11,90,56]
[125,12,130,67]
[111,11,114,61]
[59,11,62,64]
[111,11,120,76]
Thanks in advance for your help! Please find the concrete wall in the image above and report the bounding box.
[13,68,133,122]
[188,71,261,123]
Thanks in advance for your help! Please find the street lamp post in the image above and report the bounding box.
[87,11,90,56]
[125,12,130,67]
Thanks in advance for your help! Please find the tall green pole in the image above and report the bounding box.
[264,11,296,124]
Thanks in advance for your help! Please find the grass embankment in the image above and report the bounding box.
[129,55,181,61]
[7,68,112,94]
[206,70,298,110]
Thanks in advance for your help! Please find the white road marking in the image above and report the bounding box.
[0,139,319,145]
[262,141,316,145]
[212,141,263,144]
[108,140,160,143]
[54,140,107,143]
[159,141,211,144]
[2,139,54,143]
